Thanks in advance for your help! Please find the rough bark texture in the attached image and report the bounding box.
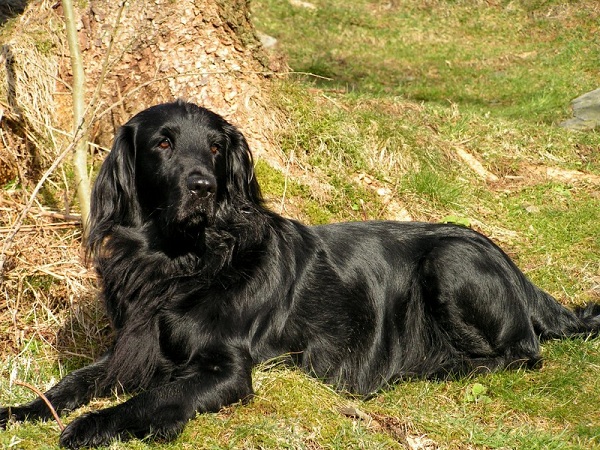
[82,0,275,149]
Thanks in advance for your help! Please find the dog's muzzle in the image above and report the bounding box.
[187,173,216,198]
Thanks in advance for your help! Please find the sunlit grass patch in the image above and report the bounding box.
[254,0,600,123]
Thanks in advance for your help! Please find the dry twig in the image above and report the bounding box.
[14,380,65,431]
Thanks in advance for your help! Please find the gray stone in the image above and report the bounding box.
[257,32,278,49]
[560,88,600,130]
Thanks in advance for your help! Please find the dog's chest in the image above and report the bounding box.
[156,292,242,364]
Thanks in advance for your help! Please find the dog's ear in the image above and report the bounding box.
[223,124,263,207]
[86,125,141,255]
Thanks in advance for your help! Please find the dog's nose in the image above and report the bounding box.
[187,173,216,197]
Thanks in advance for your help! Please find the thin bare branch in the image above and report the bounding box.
[62,0,91,235]
[14,380,65,431]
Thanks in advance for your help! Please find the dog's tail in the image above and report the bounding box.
[529,286,600,340]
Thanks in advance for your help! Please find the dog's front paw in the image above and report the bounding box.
[0,405,39,427]
[59,412,117,449]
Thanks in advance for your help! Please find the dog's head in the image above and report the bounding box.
[87,101,262,255]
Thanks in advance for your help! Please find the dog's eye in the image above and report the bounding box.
[158,139,172,150]
[210,145,219,155]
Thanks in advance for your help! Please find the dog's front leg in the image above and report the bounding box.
[0,354,111,427]
[59,351,254,449]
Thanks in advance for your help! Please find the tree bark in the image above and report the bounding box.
[0,0,275,194]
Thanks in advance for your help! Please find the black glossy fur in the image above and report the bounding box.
[2,101,599,448]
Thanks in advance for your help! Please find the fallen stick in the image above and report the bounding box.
[14,380,65,431]
[0,222,81,234]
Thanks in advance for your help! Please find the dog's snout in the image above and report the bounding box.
[187,173,216,197]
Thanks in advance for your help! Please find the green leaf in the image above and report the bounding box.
[441,215,471,227]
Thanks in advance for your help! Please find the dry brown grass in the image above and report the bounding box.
[0,186,105,359]
[0,1,69,167]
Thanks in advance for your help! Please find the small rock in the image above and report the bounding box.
[290,0,317,9]
[524,205,540,214]
[257,32,278,49]
[560,87,600,131]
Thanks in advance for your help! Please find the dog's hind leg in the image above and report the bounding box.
[418,239,544,374]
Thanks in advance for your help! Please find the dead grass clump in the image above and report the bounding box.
[0,1,67,170]
[0,188,102,360]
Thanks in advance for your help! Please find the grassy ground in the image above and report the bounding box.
[2,0,600,448]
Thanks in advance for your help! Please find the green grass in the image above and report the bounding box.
[372,338,600,448]
[254,0,600,123]
[2,0,600,448]
[250,1,600,448]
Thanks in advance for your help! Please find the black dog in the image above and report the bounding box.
[2,100,599,448]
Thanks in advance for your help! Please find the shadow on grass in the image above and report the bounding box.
[0,0,28,26]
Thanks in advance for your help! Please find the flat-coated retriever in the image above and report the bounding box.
[2,100,599,448]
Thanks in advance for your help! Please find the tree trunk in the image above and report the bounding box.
[82,0,275,155]
[0,0,276,195]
